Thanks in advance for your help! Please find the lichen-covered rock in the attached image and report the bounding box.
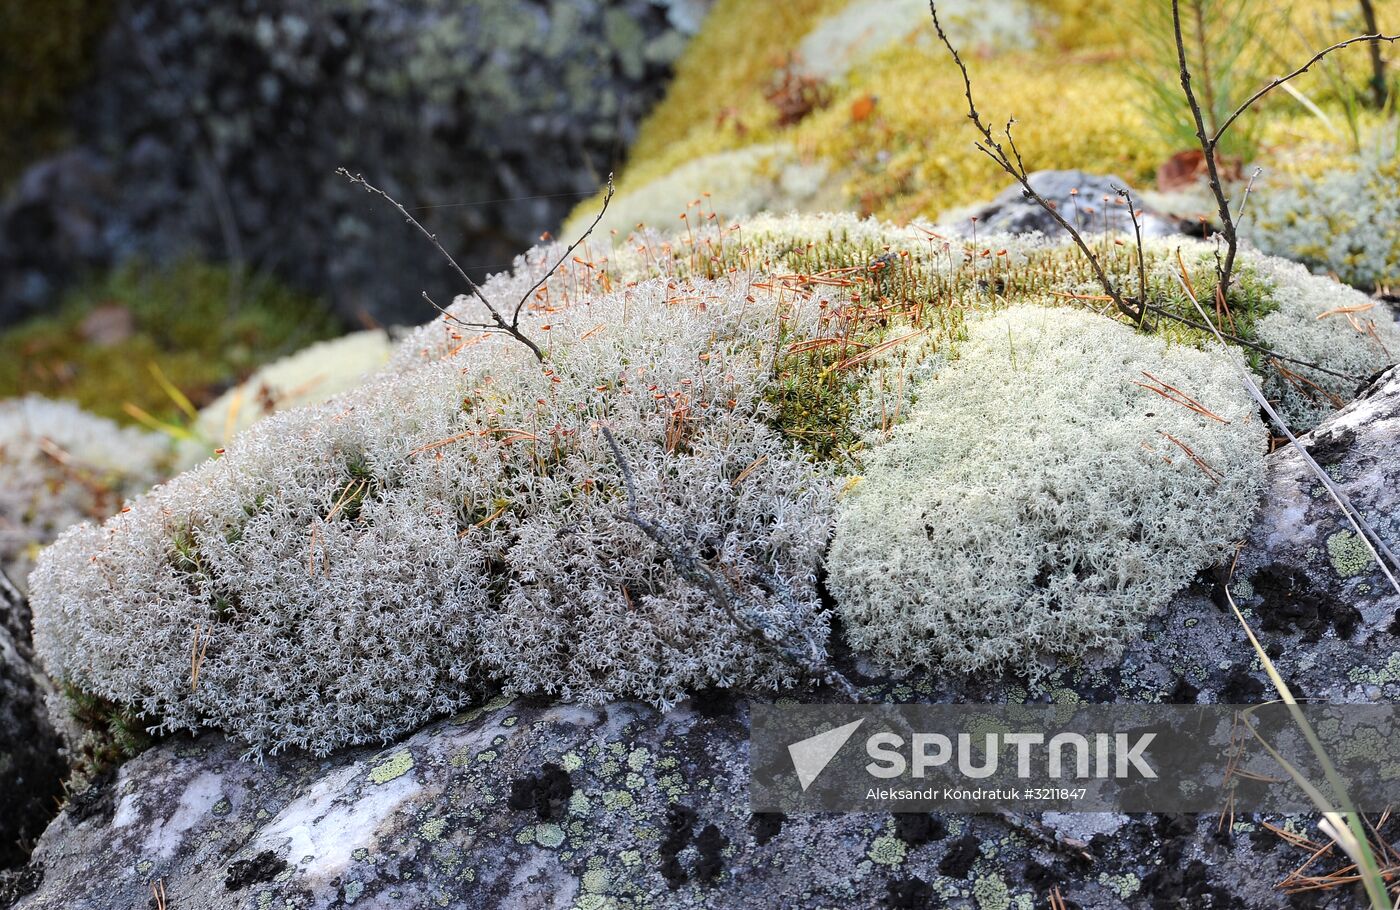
[13,366,1400,906]
[791,0,1034,83]
[29,214,1398,761]
[1,684,1377,910]
[0,0,711,327]
[1232,365,1400,648]
[0,578,64,871]
[939,170,1184,239]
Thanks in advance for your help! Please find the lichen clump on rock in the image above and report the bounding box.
[32,275,836,756]
[29,212,1395,756]
[828,306,1268,675]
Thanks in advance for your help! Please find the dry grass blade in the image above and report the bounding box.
[1224,581,1393,908]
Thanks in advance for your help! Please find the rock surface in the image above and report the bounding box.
[1233,364,1400,664]
[10,336,1399,910]
[0,0,709,328]
[0,577,64,871]
[941,170,1183,240]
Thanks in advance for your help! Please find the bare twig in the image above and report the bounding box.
[1234,166,1263,225]
[1358,0,1389,109]
[1115,184,1150,308]
[599,425,862,702]
[1172,0,1239,300]
[1101,296,1365,382]
[929,2,1143,323]
[339,170,615,362]
[513,177,615,327]
[1213,30,1400,146]
[994,809,1094,863]
[1173,0,1399,302]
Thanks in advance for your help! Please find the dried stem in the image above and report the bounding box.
[600,425,862,702]
[929,1,1143,324]
[1212,30,1400,146]
[1115,184,1150,308]
[1173,0,1399,301]
[1358,0,1389,109]
[339,170,615,363]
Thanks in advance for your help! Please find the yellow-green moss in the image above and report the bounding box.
[578,0,1397,230]
[0,259,340,424]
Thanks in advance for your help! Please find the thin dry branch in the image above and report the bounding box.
[513,177,615,326]
[339,170,615,363]
[1172,0,1239,299]
[1213,31,1400,145]
[929,1,1143,323]
[1171,0,1399,301]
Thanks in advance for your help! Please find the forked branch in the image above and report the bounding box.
[1171,0,1399,300]
[929,1,1144,324]
[339,169,615,363]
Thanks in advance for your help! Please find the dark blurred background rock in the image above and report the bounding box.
[0,0,711,329]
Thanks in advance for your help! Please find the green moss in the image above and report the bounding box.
[60,681,157,790]
[0,258,340,424]
[633,224,1277,466]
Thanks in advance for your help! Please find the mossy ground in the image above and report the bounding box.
[578,0,1392,229]
[0,260,341,424]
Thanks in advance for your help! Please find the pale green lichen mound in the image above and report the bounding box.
[177,329,394,469]
[1249,251,1400,431]
[828,306,1268,676]
[1246,154,1400,294]
[563,143,835,239]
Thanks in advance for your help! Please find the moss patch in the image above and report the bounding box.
[0,259,340,424]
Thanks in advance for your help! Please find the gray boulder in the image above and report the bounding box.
[1232,364,1400,660]
[2,695,1320,909]
[941,170,1183,240]
[0,576,64,871]
[0,0,711,328]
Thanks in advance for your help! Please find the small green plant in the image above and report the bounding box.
[1130,0,1275,164]
[60,682,156,790]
